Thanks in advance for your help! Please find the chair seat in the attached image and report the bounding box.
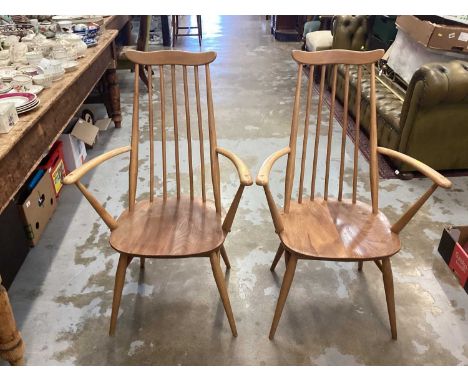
[109,197,224,258]
[279,199,401,261]
[305,30,333,52]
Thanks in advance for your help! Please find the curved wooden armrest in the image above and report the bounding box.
[377,147,452,189]
[216,147,253,186]
[256,147,291,186]
[63,146,131,185]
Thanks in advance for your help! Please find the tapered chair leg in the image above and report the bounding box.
[210,252,237,337]
[109,254,128,336]
[269,254,298,340]
[220,244,231,269]
[270,244,284,271]
[382,258,397,340]
[284,251,290,267]
[358,261,363,272]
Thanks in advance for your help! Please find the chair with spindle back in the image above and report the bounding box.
[256,49,452,340]
[63,50,253,337]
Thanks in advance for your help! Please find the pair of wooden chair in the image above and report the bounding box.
[63,49,451,340]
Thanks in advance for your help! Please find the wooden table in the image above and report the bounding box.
[0,29,120,215]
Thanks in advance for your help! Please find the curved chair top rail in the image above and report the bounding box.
[292,49,384,65]
[125,50,217,66]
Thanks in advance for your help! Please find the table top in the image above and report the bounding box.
[0,29,118,163]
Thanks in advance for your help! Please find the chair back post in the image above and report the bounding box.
[205,64,222,214]
[284,63,303,213]
[369,62,379,213]
[128,63,140,211]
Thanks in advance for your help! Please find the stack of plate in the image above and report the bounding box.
[0,92,40,114]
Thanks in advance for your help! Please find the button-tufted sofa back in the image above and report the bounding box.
[332,15,368,51]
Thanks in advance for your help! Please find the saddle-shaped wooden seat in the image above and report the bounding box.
[110,197,224,258]
[280,199,400,261]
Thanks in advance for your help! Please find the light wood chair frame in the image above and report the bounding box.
[256,49,452,340]
[64,50,252,337]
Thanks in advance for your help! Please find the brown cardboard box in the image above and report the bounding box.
[18,172,57,247]
[437,226,468,294]
[396,15,468,53]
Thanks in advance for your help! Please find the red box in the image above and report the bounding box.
[449,243,468,286]
[39,141,68,197]
[438,226,468,293]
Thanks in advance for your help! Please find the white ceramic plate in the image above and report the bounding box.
[62,61,79,72]
[0,67,19,80]
[28,85,44,95]
[0,95,32,108]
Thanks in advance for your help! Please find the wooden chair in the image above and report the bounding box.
[172,16,202,47]
[256,49,452,340]
[64,50,253,337]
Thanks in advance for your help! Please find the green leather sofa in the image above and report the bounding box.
[329,15,468,172]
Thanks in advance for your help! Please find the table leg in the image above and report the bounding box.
[106,68,122,129]
[0,278,25,366]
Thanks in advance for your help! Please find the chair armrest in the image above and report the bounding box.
[256,147,291,186]
[377,147,452,189]
[216,147,253,186]
[63,146,131,185]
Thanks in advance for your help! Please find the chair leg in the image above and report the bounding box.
[358,261,363,272]
[270,243,284,271]
[109,254,128,336]
[220,244,231,269]
[382,258,397,340]
[284,251,291,267]
[140,257,145,269]
[269,254,298,340]
[209,252,237,337]
[197,15,202,46]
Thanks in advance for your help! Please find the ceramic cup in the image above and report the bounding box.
[32,73,53,88]
[25,51,43,66]
[11,74,33,92]
[50,47,68,62]
[57,21,73,33]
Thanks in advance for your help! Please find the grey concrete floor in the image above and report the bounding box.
[4,16,468,365]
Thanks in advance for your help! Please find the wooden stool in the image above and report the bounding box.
[172,15,202,47]
[0,276,25,366]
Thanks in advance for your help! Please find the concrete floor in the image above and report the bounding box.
[4,16,468,365]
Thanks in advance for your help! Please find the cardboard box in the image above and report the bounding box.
[396,15,468,53]
[438,226,468,293]
[18,171,57,247]
[39,141,67,197]
[58,118,98,172]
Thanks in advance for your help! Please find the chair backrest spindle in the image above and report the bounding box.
[310,64,326,201]
[183,65,194,200]
[147,65,155,202]
[338,64,350,201]
[352,65,362,204]
[194,65,206,202]
[324,64,338,201]
[159,65,168,200]
[171,65,181,199]
[298,65,315,204]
